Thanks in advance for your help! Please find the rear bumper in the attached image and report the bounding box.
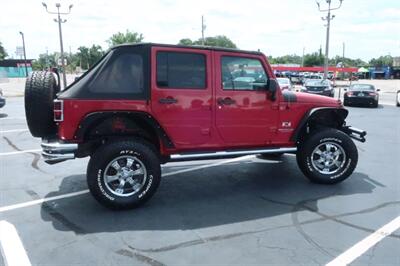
[41,140,78,164]
[344,96,377,105]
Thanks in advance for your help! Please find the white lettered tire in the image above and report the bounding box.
[296,128,358,184]
[87,139,161,210]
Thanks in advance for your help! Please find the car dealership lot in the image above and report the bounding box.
[0,97,399,265]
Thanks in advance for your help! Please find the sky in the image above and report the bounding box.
[1,0,399,61]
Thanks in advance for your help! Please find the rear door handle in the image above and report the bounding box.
[159,97,178,104]
[217,97,236,105]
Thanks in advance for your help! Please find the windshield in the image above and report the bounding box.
[350,84,374,91]
[277,78,290,84]
[305,80,329,86]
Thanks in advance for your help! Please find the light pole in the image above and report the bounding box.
[201,15,206,46]
[19,31,28,77]
[316,0,343,79]
[42,2,73,89]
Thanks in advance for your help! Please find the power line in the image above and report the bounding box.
[316,0,344,79]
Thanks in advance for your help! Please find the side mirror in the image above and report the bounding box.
[344,88,348,91]
[267,79,278,101]
[376,89,380,92]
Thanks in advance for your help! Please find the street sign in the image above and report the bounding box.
[15,46,24,57]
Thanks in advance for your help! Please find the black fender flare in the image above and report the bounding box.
[290,107,349,142]
[74,111,175,148]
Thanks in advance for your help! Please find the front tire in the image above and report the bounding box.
[87,139,161,210]
[296,129,358,184]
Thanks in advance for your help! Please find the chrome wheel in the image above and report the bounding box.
[311,142,346,175]
[103,155,147,197]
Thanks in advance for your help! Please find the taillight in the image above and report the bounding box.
[53,99,64,122]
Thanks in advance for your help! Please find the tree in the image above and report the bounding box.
[178,38,193,46]
[303,52,324,67]
[88,45,104,66]
[107,30,144,47]
[76,46,90,69]
[32,52,57,70]
[369,55,393,67]
[268,54,302,65]
[329,55,367,67]
[0,41,7,60]
[178,35,237,49]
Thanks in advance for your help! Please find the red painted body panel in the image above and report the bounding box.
[57,45,343,156]
[58,99,150,141]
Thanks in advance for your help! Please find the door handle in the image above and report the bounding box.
[217,97,236,105]
[159,97,178,104]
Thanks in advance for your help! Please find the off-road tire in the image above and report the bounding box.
[24,71,59,137]
[87,139,161,210]
[296,128,358,184]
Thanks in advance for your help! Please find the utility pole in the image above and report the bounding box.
[201,15,206,46]
[19,31,28,77]
[342,42,345,62]
[42,2,73,89]
[316,0,343,80]
[301,47,305,67]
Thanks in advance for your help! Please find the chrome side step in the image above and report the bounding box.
[169,147,297,162]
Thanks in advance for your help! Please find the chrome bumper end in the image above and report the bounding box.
[41,141,78,164]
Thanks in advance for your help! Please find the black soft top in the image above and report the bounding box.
[58,43,264,100]
[110,42,263,56]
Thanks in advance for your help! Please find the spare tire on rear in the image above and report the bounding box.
[25,71,60,138]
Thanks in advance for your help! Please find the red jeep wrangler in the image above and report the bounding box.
[24,43,366,209]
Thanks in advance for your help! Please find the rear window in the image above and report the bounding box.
[350,84,374,91]
[156,51,206,89]
[88,52,144,94]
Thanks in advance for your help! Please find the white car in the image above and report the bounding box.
[277,78,293,91]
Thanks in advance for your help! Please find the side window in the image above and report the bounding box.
[89,52,144,94]
[156,51,206,89]
[221,56,268,90]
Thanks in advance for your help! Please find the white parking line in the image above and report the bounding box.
[0,221,32,266]
[0,129,29,133]
[326,215,400,266]
[0,117,26,120]
[0,149,41,156]
[0,190,90,213]
[0,155,253,213]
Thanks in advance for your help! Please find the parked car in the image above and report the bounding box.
[343,84,380,108]
[0,88,5,108]
[303,74,323,81]
[301,79,334,97]
[24,43,366,210]
[277,77,293,91]
[396,90,400,107]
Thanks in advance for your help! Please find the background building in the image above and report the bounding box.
[0,59,33,78]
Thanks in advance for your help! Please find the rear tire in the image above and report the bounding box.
[87,139,161,210]
[24,71,59,137]
[296,128,358,184]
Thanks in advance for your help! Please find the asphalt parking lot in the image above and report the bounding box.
[0,97,399,265]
